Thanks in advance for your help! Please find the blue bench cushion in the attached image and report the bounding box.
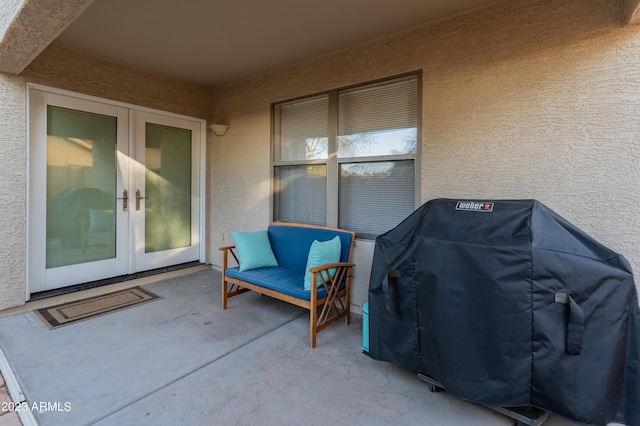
[225,266,328,301]
[267,224,352,273]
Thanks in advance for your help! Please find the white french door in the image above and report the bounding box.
[131,111,201,272]
[28,87,204,294]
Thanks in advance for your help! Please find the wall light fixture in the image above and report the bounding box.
[210,124,229,136]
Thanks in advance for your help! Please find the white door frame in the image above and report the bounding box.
[131,110,203,273]
[26,84,207,298]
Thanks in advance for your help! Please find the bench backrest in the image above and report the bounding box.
[268,223,355,274]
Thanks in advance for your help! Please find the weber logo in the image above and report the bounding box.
[455,201,494,212]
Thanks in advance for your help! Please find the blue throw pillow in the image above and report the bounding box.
[304,235,341,291]
[231,230,278,272]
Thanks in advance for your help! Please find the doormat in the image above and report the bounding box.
[34,287,163,330]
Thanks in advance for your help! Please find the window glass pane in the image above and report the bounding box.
[274,165,326,225]
[145,123,192,253]
[339,160,414,238]
[272,74,419,238]
[338,76,417,158]
[338,128,416,158]
[46,106,117,268]
[278,95,329,161]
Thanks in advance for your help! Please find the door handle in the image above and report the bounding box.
[135,190,148,211]
[117,189,128,212]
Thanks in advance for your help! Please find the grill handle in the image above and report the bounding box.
[556,292,584,356]
[383,270,402,317]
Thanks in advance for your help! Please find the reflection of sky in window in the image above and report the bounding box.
[304,128,416,160]
[368,128,416,156]
[339,128,416,158]
[341,162,394,176]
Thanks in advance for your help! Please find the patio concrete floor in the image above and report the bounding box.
[0,267,577,426]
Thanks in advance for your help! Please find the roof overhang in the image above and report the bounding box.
[1,0,639,85]
[0,0,95,75]
[625,0,640,24]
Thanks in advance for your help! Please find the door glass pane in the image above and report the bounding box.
[145,123,192,253]
[46,106,117,268]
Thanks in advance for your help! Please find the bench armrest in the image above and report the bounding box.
[219,245,239,269]
[308,262,355,274]
[308,261,354,346]
[309,261,354,297]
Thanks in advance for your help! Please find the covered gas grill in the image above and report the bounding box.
[367,199,640,426]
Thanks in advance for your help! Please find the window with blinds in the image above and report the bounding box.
[273,165,327,226]
[338,77,418,158]
[277,95,328,161]
[273,74,419,238]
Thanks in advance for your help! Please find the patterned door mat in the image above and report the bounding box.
[34,286,163,330]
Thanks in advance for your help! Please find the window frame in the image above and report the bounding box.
[271,72,422,239]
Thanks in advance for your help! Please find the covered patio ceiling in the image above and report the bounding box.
[2,0,639,89]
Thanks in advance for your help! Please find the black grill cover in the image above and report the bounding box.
[368,199,640,426]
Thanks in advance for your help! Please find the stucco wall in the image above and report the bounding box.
[0,44,213,310]
[211,0,640,308]
[0,75,28,309]
[1,0,638,312]
[21,44,213,120]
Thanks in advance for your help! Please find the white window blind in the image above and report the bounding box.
[338,76,418,137]
[274,165,327,226]
[339,161,415,238]
[273,73,418,238]
[336,76,417,237]
[278,95,328,161]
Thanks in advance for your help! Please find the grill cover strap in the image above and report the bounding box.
[556,292,584,356]
[383,270,402,316]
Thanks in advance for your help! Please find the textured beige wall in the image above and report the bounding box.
[0,0,95,74]
[211,0,640,307]
[22,44,214,119]
[2,0,639,311]
[0,74,28,309]
[0,44,213,310]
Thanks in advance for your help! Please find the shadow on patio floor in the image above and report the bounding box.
[0,268,576,425]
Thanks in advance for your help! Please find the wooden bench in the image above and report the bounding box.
[219,223,355,348]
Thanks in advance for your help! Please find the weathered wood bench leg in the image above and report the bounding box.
[220,246,232,310]
[345,276,351,325]
[310,277,317,348]
[310,313,317,349]
[222,279,228,310]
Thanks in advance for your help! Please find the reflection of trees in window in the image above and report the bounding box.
[339,128,416,158]
[306,129,417,159]
[394,129,417,155]
[305,137,328,159]
[337,133,376,157]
